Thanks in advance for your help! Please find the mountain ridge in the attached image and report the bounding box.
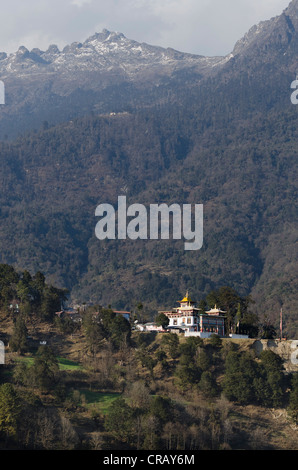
[0,27,229,140]
[232,0,298,56]
[1,1,297,139]
[1,0,297,73]
[0,28,227,77]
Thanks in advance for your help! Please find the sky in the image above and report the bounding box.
[0,0,292,57]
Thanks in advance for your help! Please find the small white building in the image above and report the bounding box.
[135,322,165,332]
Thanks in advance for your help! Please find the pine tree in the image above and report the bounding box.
[9,315,28,354]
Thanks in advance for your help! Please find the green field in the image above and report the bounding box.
[56,357,82,371]
[78,390,121,414]
[15,355,120,414]
[16,355,82,371]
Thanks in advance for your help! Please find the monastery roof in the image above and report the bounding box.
[179,290,195,303]
[206,304,226,314]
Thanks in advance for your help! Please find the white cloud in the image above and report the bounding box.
[0,0,291,56]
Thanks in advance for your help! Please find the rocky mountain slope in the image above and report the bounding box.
[0,28,226,75]
[0,1,297,139]
[0,28,230,140]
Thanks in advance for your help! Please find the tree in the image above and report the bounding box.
[109,314,131,349]
[126,381,151,411]
[148,396,173,425]
[9,314,28,354]
[178,336,203,358]
[222,351,258,404]
[175,362,201,390]
[259,349,284,371]
[240,311,259,338]
[54,315,78,336]
[136,348,157,378]
[33,271,45,291]
[156,349,167,362]
[155,312,169,329]
[142,415,161,450]
[136,302,143,322]
[40,286,68,320]
[258,350,284,407]
[161,333,179,359]
[32,346,59,391]
[83,312,105,355]
[0,264,19,308]
[0,383,20,443]
[0,265,69,322]
[198,299,207,314]
[16,280,31,304]
[105,397,135,443]
[196,348,212,371]
[13,361,31,387]
[259,320,277,339]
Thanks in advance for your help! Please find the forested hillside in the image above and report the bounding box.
[0,276,297,451]
[0,96,296,335]
[0,1,297,336]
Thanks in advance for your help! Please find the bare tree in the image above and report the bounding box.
[35,409,58,449]
[125,380,151,410]
[90,432,104,450]
[59,414,79,449]
[162,421,176,450]
[249,426,269,450]
[216,394,233,421]
[222,418,234,447]
[188,423,200,450]
[142,415,160,450]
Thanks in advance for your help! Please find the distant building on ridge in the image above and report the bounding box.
[159,292,226,338]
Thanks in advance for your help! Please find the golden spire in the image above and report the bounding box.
[180,290,192,303]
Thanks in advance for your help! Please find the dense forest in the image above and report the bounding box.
[0,97,297,336]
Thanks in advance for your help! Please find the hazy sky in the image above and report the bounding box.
[0,0,292,56]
